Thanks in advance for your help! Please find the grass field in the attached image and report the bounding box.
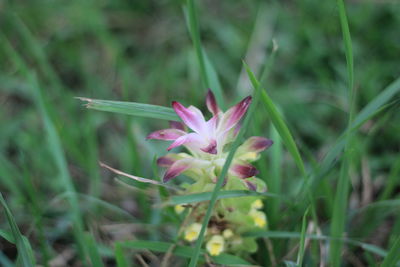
[1,0,400,266]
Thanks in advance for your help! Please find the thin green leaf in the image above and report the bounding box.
[381,236,400,267]
[184,0,224,108]
[297,208,309,267]
[188,61,263,267]
[244,63,306,177]
[0,193,35,266]
[114,243,129,267]
[78,98,179,121]
[84,233,104,267]
[245,231,387,257]
[168,190,281,206]
[307,76,400,193]
[118,240,252,266]
[330,0,356,264]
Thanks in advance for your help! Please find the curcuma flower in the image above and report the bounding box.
[147,90,273,190]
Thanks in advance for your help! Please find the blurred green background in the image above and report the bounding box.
[1,0,400,266]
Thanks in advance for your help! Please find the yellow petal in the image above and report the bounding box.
[184,223,202,242]
[251,199,263,210]
[206,235,225,256]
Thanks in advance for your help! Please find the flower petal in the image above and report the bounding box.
[244,180,257,191]
[206,89,220,116]
[219,96,252,132]
[167,133,206,151]
[157,155,176,167]
[200,139,217,154]
[146,128,186,140]
[163,158,198,182]
[169,121,186,131]
[239,137,273,153]
[172,101,207,134]
[231,163,259,178]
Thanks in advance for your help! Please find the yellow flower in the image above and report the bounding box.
[222,229,234,239]
[206,235,225,256]
[174,204,185,214]
[184,223,202,242]
[239,152,259,161]
[249,210,267,228]
[251,199,263,210]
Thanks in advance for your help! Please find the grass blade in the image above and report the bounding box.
[84,233,104,267]
[0,192,35,266]
[118,240,251,266]
[185,0,224,108]
[78,98,179,121]
[114,243,129,267]
[297,208,309,267]
[246,231,387,257]
[381,236,400,267]
[245,64,306,177]
[306,76,400,192]
[329,0,356,264]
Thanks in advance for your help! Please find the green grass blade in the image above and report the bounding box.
[329,0,356,265]
[245,64,306,177]
[168,190,281,205]
[188,61,263,267]
[306,75,400,192]
[84,233,104,267]
[28,73,88,261]
[381,236,400,267]
[78,98,179,121]
[114,243,129,267]
[297,208,309,267]
[245,231,387,257]
[0,192,35,266]
[118,240,251,266]
[185,0,224,108]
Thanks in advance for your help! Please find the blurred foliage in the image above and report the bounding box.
[1,0,399,266]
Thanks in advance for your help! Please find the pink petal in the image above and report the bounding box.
[163,159,193,182]
[231,163,259,178]
[169,121,186,131]
[206,115,218,136]
[244,180,257,191]
[157,155,176,167]
[241,137,274,153]
[146,129,186,140]
[172,101,207,134]
[167,133,205,151]
[200,139,217,154]
[206,89,220,116]
[219,96,252,132]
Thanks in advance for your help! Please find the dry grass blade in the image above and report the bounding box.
[100,162,181,191]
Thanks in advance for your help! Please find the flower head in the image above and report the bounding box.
[147,90,273,187]
[206,235,225,256]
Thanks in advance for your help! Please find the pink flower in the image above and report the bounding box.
[147,90,251,155]
[147,90,273,189]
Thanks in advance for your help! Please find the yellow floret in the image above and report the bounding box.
[206,235,225,256]
[184,223,202,242]
[249,210,267,228]
[222,229,234,239]
[174,204,185,214]
[251,199,263,210]
[240,152,259,161]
